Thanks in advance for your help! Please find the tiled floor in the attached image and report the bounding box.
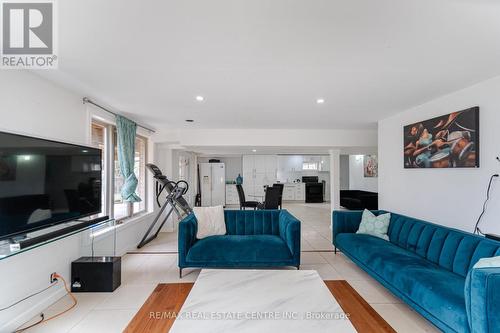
[22,203,439,333]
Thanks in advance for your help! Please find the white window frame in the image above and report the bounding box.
[90,118,149,223]
[302,162,318,170]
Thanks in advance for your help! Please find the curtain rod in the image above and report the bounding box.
[83,97,156,133]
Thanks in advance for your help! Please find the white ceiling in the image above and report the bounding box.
[39,0,500,130]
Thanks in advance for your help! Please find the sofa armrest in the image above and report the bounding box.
[465,267,500,333]
[178,213,198,268]
[279,210,301,259]
[332,210,386,247]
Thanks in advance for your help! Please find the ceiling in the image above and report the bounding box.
[39,0,500,130]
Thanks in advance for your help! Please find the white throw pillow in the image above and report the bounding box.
[193,205,226,239]
[473,256,500,269]
[356,209,391,241]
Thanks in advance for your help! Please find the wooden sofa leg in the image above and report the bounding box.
[296,265,300,270]
[334,246,337,254]
[179,268,182,279]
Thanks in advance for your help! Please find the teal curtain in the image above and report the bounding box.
[116,115,142,202]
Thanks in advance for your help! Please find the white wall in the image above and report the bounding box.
[349,155,378,192]
[0,71,154,332]
[379,75,500,234]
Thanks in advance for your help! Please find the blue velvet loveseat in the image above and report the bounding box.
[178,209,301,277]
[333,210,500,333]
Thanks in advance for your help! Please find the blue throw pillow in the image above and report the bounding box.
[356,209,391,241]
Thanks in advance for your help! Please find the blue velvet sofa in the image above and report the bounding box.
[178,209,301,277]
[333,210,500,333]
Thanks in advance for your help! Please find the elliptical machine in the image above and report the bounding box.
[137,164,193,248]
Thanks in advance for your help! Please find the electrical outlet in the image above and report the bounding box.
[50,272,58,283]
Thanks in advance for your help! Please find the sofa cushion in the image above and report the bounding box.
[224,210,281,236]
[386,213,500,278]
[186,234,292,264]
[337,233,468,332]
[393,264,468,332]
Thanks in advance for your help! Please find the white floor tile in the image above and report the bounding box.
[372,303,440,333]
[94,284,157,310]
[301,251,328,264]
[348,279,402,304]
[68,309,137,333]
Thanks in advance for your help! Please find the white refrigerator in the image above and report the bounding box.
[199,163,226,207]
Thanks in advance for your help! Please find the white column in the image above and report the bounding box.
[329,149,341,227]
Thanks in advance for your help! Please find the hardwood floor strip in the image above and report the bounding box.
[324,280,396,333]
[124,283,193,333]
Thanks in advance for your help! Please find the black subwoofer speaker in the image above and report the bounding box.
[71,256,121,292]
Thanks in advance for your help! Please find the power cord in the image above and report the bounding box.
[474,174,499,235]
[13,274,77,332]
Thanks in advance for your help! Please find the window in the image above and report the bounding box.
[133,135,147,214]
[113,131,128,220]
[91,120,148,221]
[302,162,318,170]
[91,122,107,216]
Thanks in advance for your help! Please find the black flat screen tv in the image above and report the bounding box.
[0,131,102,240]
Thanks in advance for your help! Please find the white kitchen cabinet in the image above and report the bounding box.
[282,183,305,201]
[278,155,304,173]
[283,185,295,201]
[295,183,305,201]
[242,155,278,197]
[290,156,303,172]
[225,184,239,205]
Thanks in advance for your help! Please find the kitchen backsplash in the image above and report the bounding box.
[277,170,329,183]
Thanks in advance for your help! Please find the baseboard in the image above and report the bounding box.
[1,286,67,333]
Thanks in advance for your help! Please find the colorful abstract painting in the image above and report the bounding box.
[364,155,378,177]
[404,107,479,168]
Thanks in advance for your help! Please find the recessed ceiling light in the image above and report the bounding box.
[185,119,194,123]
[316,98,325,104]
[252,149,257,153]
[82,150,89,153]
[196,96,204,102]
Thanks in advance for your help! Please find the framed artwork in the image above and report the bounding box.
[364,155,378,177]
[404,107,479,169]
[0,156,17,181]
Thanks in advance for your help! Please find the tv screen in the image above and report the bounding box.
[0,131,102,240]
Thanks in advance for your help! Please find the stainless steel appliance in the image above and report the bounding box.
[302,176,324,203]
